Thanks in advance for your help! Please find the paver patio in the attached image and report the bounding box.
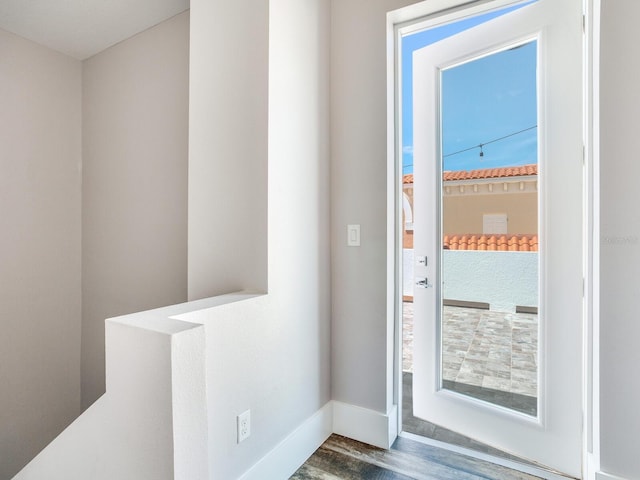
[402,302,538,399]
[402,304,543,461]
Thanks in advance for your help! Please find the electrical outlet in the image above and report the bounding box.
[237,409,250,443]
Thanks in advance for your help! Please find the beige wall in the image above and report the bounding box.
[81,12,189,409]
[0,29,82,479]
[444,192,538,235]
[599,1,640,477]
[331,0,419,413]
[403,187,537,248]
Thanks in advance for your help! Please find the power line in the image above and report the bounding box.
[442,125,537,158]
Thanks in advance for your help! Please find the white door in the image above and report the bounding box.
[411,0,583,476]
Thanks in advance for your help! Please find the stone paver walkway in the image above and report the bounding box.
[403,303,538,397]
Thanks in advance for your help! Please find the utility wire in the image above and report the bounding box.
[442,125,537,158]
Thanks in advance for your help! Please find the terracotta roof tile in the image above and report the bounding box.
[443,234,538,252]
[444,164,537,181]
[403,164,537,185]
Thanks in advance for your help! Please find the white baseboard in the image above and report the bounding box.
[596,472,628,480]
[238,401,399,479]
[332,401,398,449]
[238,402,333,480]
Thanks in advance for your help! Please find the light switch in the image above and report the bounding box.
[347,224,360,246]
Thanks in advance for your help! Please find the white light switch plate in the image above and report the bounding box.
[347,224,360,246]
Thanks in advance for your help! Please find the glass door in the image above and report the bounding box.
[411,0,583,476]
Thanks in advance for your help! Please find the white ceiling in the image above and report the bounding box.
[0,0,189,60]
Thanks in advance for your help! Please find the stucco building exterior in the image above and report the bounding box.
[403,164,538,250]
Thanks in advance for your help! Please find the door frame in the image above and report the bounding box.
[385,0,600,477]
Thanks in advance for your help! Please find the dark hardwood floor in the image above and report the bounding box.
[290,434,542,480]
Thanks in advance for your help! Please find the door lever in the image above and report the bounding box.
[415,277,432,289]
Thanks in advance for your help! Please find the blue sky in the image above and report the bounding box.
[402,2,537,174]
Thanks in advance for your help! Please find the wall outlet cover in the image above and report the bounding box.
[237,409,251,443]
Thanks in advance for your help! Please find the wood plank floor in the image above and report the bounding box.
[290,434,543,480]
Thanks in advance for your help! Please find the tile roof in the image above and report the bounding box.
[443,234,538,252]
[403,164,537,184]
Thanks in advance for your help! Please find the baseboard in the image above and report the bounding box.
[332,401,398,449]
[238,401,399,479]
[596,471,628,480]
[238,402,333,480]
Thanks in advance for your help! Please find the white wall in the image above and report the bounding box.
[187,0,268,300]
[598,1,640,478]
[403,249,414,298]
[0,29,82,480]
[13,299,210,480]
[403,250,539,310]
[443,251,538,312]
[330,0,418,415]
[188,0,331,477]
[81,12,189,409]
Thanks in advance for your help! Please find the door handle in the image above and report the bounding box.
[415,277,432,288]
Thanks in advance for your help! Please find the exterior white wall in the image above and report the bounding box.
[443,251,538,312]
[404,250,538,310]
[598,1,640,478]
[331,0,419,414]
[188,0,331,477]
[403,249,415,298]
[0,28,82,479]
[81,12,189,409]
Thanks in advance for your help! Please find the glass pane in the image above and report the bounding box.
[439,40,538,416]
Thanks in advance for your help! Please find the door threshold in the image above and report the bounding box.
[398,431,578,480]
